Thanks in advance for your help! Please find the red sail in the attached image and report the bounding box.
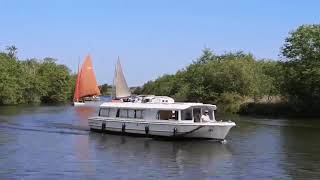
[78,55,101,98]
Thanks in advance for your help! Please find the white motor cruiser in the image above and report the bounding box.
[88,102,236,141]
[89,57,235,140]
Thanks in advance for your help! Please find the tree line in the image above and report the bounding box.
[0,46,76,104]
[1,24,319,117]
[134,24,320,117]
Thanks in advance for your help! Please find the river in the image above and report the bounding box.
[0,104,320,179]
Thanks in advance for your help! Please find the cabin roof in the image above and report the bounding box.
[100,102,217,110]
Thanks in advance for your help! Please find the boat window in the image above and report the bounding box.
[157,110,178,120]
[128,110,135,118]
[193,108,201,122]
[99,108,110,117]
[116,109,120,117]
[119,109,128,118]
[109,108,117,117]
[135,110,143,119]
[181,109,193,120]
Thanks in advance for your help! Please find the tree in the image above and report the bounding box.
[282,25,320,63]
[38,58,72,103]
[137,49,281,113]
[6,45,18,59]
[0,53,23,104]
[99,83,112,95]
[193,48,215,64]
[281,24,320,114]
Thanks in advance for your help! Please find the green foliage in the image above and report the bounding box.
[239,102,293,117]
[0,48,75,105]
[132,86,142,95]
[0,53,24,104]
[5,45,18,59]
[99,83,112,95]
[38,58,72,103]
[136,24,320,116]
[193,48,215,64]
[216,92,244,114]
[2,23,320,117]
[281,24,320,114]
[282,25,320,62]
[138,50,280,113]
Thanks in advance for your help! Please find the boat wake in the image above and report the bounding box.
[0,124,89,135]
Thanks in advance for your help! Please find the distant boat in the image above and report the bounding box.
[111,57,174,103]
[73,55,101,106]
[112,57,131,100]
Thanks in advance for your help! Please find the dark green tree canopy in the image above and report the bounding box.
[5,45,18,59]
[282,24,320,62]
[0,47,76,105]
[281,24,320,114]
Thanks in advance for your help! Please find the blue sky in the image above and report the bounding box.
[0,0,319,86]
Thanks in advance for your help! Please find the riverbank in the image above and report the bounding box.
[238,102,320,118]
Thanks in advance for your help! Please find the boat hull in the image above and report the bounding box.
[88,117,235,140]
[73,101,103,107]
[73,102,86,106]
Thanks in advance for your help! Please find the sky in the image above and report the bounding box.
[0,0,319,86]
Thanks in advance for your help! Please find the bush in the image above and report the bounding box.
[216,92,244,114]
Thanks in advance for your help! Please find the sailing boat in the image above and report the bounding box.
[73,55,101,106]
[88,61,235,139]
[111,58,174,103]
[112,57,131,101]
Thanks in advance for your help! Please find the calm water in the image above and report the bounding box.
[0,104,320,179]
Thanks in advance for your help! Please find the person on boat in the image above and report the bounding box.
[201,110,215,122]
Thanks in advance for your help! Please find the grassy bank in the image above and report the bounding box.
[239,102,320,118]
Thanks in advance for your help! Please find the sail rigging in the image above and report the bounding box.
[114,57,131,98]
[73,55,101,102]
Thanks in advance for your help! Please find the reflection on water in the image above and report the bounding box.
[280,125,320,179]
[0,105,320,179]
[89,134,233,179]
[74,135,96,178]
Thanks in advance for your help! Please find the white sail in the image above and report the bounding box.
[114,58,131,98]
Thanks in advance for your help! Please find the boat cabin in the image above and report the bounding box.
[98,102,217,123]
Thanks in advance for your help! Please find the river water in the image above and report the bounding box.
[0,104,320,179]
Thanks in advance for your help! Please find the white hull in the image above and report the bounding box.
[73,102,86,106]
[88,117,235,140]
[73,101,103,107]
